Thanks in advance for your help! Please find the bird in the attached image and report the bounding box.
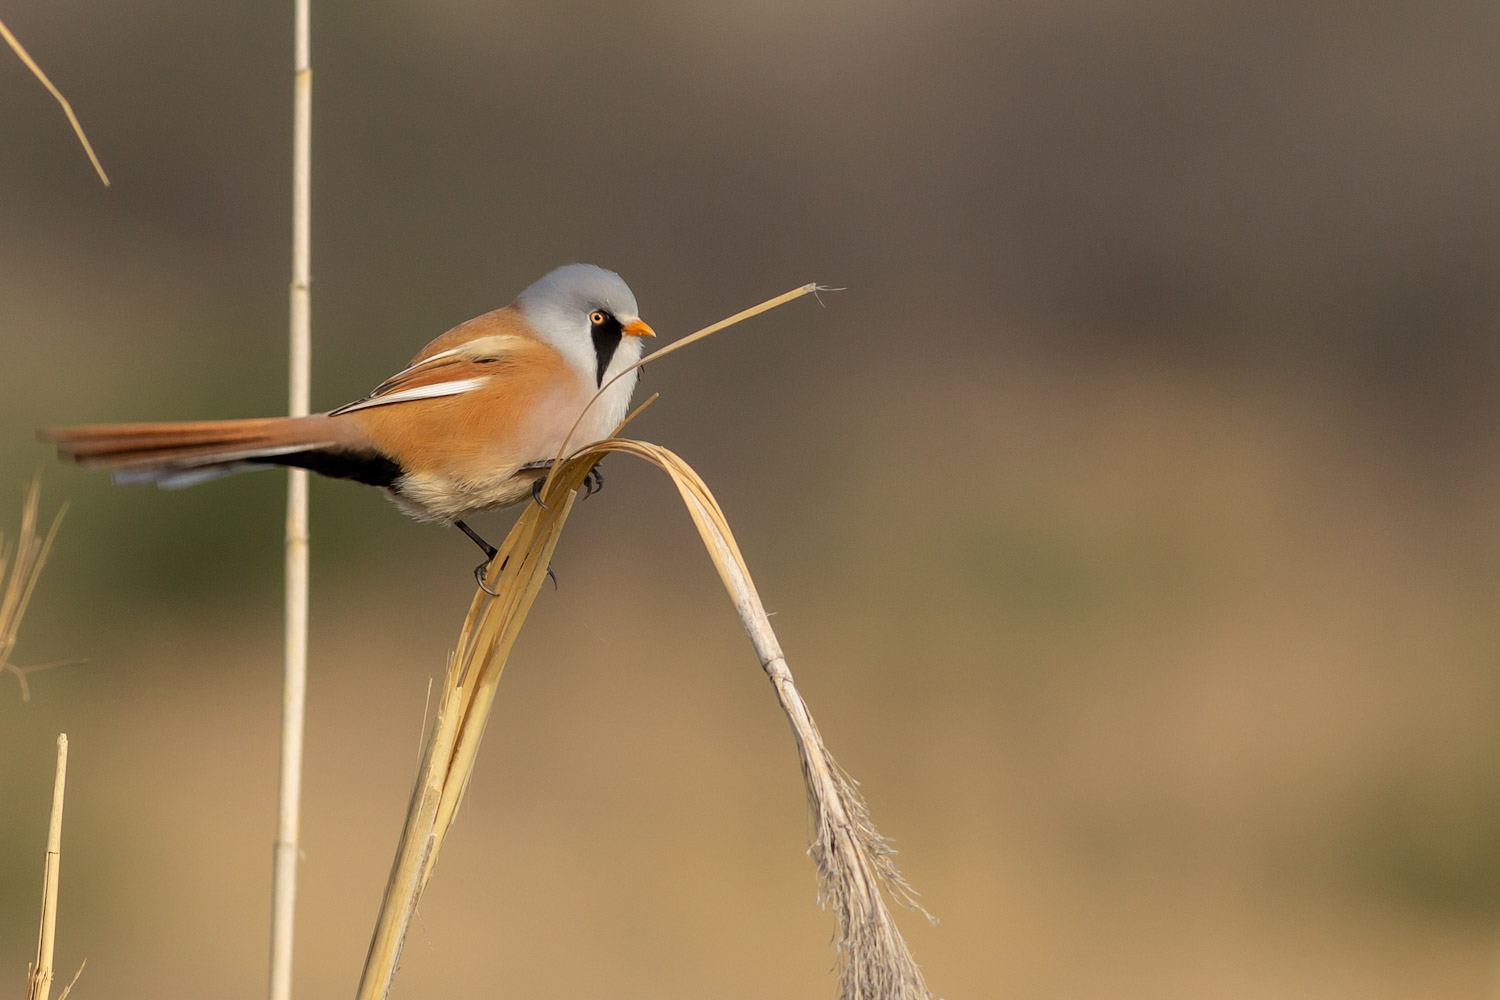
[40,263,655,589]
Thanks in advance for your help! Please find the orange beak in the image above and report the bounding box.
[622,318,656,338]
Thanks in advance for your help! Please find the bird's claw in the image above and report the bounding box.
[582,465,604,498]
[532,464,601,506]
[474,555,556,596]
[474,558,502,597]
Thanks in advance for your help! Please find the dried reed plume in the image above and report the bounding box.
[1,479,71,701]
[358,287,934,1000]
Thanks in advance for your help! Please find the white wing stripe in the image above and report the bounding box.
[375,346,466,386]
[333,377,488,414]
[371,335,527,387]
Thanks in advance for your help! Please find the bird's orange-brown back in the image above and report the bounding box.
[347,308,575,481]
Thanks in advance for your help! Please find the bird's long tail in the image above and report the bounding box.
[39,415,392,489]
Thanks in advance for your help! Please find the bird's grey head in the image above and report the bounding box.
[516,264,653,386]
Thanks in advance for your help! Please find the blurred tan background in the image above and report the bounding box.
[3,1,1499,996]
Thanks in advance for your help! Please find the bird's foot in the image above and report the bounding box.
[582,465,604,498]
[474,555,557,595]
[458,519,508,596]
[474,557,503,597]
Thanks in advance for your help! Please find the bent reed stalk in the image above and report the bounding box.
[0,16,109,186]
[357,286,933,1000]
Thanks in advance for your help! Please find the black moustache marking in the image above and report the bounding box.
[591,313,624,386]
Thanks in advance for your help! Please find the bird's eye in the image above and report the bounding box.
[589,310,607,326]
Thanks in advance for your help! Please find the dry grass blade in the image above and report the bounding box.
[358,286,932,1000]
[0,17,109,186]
[2,478,69,700]
[542,282,823,492]
[53,960,86,1000]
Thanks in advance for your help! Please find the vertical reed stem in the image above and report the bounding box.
[271,3,312,998]
[26,733,68,1000]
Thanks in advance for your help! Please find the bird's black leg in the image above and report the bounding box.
[456,520,504,597]
[455,519,558,595]
[456,519,497,559]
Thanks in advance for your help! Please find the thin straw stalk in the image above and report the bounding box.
[0,17,109,186]
[540,282,821,494]
[25,733,69,1000]
[271,3,313,999]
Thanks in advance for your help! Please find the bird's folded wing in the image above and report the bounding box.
[330,334,531,415]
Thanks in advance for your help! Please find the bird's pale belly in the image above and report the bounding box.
[386,466,544,523]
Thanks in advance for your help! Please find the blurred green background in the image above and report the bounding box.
[3,1,1499,996]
